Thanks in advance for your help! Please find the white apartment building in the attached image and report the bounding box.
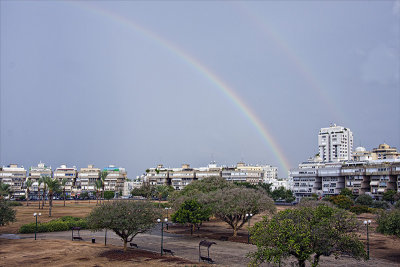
[77,164,101,191]
[28,162,52,199]
[318,124,353,162]
[54,165,77,196]
[0,164,27,198]
[103,165,127,195]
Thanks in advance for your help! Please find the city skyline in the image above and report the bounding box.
[1,1,399,177]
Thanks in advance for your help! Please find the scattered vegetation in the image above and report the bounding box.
[376,209,400,237]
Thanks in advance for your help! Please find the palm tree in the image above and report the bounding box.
[100,171,108,205]
[44,177,61,217]
[39,176,49,209]
[61,178,68,207]
[0,182,11,200]
[95,179,102,205]
[38,179,42,209]
[25,179,33,206]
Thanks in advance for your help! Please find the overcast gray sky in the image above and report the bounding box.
[1,1,399,177]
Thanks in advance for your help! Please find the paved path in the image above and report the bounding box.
[17,226,256,267]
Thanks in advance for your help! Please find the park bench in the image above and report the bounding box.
[162,248,174,256]
[130,243,138,248]
[71,227,83,241]
[72,236,83,241]
[200,256,215,264]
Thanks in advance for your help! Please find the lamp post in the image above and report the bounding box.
[165,207,171,229]
[158,218,168,255]
[246,213,253,244]
[363,219,371,260]
[33,212,41,240]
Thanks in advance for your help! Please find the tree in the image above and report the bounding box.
[61,178,68,207]
[0,182,12,199]
[355,194,373,206]
[25,179,33,206]
[104,191,115,200]
[248,205,366,267]
[100,171,108,204]
[131,183,155,199]
[44,177,61,217]
[208,187,275,237]
[340,188,354,199]
[39,176,49,209]
[0,199,16,226]
[270,186,295,203]
[171,199,211,235]
[382,190,397,203]
[376,209,400,237]
[87,200,160,251]
[330,195,354,210]
[95,179,102,205]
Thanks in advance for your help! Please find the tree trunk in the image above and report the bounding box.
[63,189,66,207]
[26,190,29,206]
[49,194,53,217]
[233,226,238,237]
[123,240,127,252]
[42,189,45,209]
[298,259,306,267]
[312,254,321,267]
[38,192,41,209]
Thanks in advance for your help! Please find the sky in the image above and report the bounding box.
[1,1,399,178]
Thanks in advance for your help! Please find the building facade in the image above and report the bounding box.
[27,162,52,199]
[53,165,77,197]
[103,165,127,195]
[0,164,27,198]
[318,124,353,162]
[76,164,101,192]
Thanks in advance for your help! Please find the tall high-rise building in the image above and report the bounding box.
[318,124,353,162]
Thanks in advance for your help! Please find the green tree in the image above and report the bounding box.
[104,191,115,200]
[355,194,373,206]
[270,186,295,203]
[95,179,103,205]
[340,188,354,199]
[61,178,68,207]
[248,205,366,267]
[44,177,61,217]
[0,199,16,226]
[25,179,33,206]
[330,195,354,210]
[382,190,397,203]
[208,187,275,237]
[171,199,211,235]
[87,200,160,251]
[100,171,108,204]
[131,183,155,199]
[0,182,12,199]
[376,209,400,237]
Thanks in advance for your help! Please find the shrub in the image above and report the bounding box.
[355,194,373,206]
[349,205,370,215]
[7,201,23,206]
[19,216,87,233]
[376,210,400,237]
[330,195,354,210]
[394,200,400,209]
[371,200,390,210]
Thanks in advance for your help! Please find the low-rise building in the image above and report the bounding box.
[27,162,52,199]
[103,165,127,196]
[77,164,101,192]
[54,165,77,197]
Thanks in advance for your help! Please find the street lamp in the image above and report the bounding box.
[158,218,168,255]
[164,207,171,229]
[246,213,253,244]
[33,212,41,240]
[363,219,372,260]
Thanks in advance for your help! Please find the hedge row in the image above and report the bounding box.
[19,216,88,233]
[7,201,23,207]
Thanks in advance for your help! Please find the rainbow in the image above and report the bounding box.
[72,2,292,174]
[234,2,347,124]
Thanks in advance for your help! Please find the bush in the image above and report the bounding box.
[355,194,373,206]
[19,216,87,233]
[394,200,400,209]
[330,195,354,210]
[104,191,115,200]
[376,210,400,237]
[7,201,23,206]
[371,200,390,210]
[349,205,370,214]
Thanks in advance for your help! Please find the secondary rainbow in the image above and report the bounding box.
[72,2,292,173]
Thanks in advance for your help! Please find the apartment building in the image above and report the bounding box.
[77,164,101,191]
[371,144,400,160]
[222,162,264,184]
[103,165,127,195]
[318,124,353,162]
[170,164,196,190]
[147,164,169,186]
[27,162,52,199]
[0,164,27,198]
[53,165,77,196]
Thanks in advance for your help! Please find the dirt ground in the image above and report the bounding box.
[0,238,202,267]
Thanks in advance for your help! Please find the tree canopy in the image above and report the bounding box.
[171,199,211,234]
[87,200,160,251]
[248,204,366,267]
[0,199,16,226]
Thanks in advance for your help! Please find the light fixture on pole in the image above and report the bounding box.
[246,213,253,244]
[158,218,168,255]
[164,207,171,229]
[363,219,371,260]
[33,212,41,240]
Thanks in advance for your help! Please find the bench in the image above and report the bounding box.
[130,243,138,248]
[200,256,215,264]
[72,236,83,241]
[163,248,174,256]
